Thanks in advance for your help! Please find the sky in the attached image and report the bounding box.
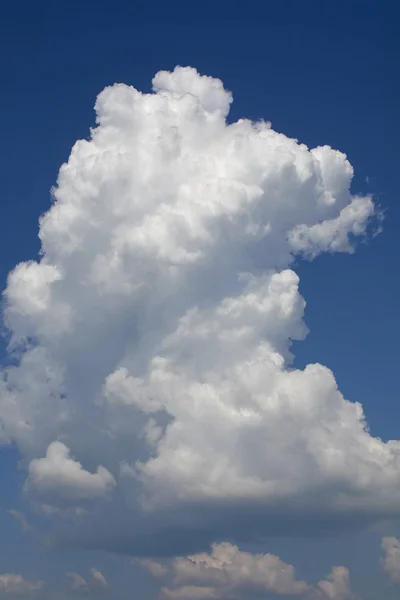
[0,1,399,599]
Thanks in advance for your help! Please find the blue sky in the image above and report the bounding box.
[0,2,399,599]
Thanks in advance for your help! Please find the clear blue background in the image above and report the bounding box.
[0,1,398,598]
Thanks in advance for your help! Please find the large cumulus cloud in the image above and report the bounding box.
[0,66,395,555]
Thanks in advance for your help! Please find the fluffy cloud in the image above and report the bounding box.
[315,567,355,599]
[140,542,309,598]
[90,569,108,587]
[140,542,356,599]
[0,574,43,596]
[66,569,108,592]
[26,441,115,502]
[0,65,395,555]
[381,536,400,582]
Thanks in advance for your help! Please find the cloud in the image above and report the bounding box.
[25,441,116,503]
[66,569,108,596]
[7,509,31,532]
[288,195,376,259]
[0,574,43,596]
[139,542,358,599]
[315,567,356,599]
[381,536,400,582]
[90,569,108,587]
[66,572,87,591]
[0,65,394,555]
[140,542,309,598]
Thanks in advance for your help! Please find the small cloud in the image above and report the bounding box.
[67,569,109,595]
[381,536,400,582]
[0,573,44,595]
[90,568,108,587]
[25,441,116,503]
[138,559,169,579]
[315,566,356,599]
[8,509,31,533]
[66,571,88,590]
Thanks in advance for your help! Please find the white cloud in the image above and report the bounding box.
[315,567,356,599]
[288,195,376,259]
[381,536,400,582]
[90,569,108,587]
[0,574,43,595]
[66,568,108,594]
[26,441,115,502]
[0,66,395,554]
[140,542,309,598]
[140,542,358,599]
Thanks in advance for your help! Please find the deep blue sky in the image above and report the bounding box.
[0,1,399,598]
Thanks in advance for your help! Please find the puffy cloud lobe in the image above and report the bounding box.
[289,196,376,259]
[0,574,43,596]
[0,66,394,553]
[26,441,115,502]
[381,536,400,582]
[152,67,233,118]
[125,274,399,512]
[315,567,355,599]
[67,569,108,592]
[4,262,73,342]
[140,542,309,598]
[140,542,357,599]
[90,569,108,587]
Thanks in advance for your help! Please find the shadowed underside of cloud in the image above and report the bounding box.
[0,65,395,556]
